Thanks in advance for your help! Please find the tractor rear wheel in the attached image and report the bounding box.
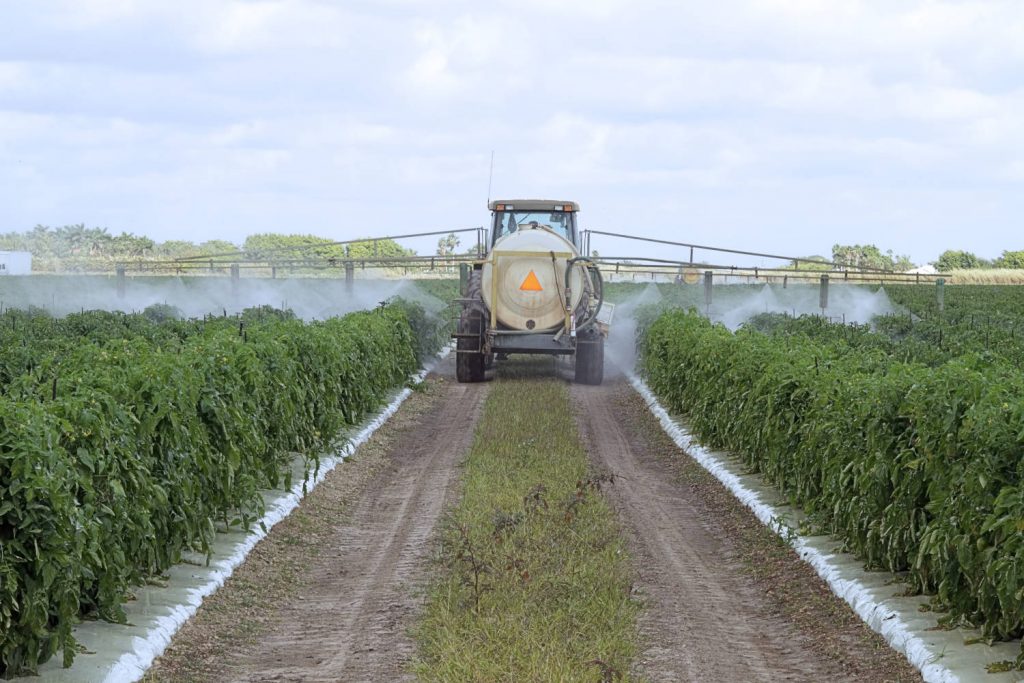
[574,331,604,385]
[456,308,485,383]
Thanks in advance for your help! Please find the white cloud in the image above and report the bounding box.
[190,1,354,54]
[1,0,1023,261]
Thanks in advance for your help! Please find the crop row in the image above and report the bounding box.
[745,310,1024,369]
[640,309,1024,660]
[886,283,1024,321]
[0,300,435,675]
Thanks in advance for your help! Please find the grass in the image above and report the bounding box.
[946,268,1024,284]
[413,358,639,682]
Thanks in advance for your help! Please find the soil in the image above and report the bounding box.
[146,356,487,682]
[571,379,922,683]
[149,357,921,682]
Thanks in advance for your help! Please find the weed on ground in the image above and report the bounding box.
[414,359,639,681]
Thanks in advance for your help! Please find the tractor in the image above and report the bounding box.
[454,199,611,384]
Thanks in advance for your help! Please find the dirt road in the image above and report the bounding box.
[148,358,487,682]
[572,379,920,683]
[151,358,918,682]
[224,372,484,682]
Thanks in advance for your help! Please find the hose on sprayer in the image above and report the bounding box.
[565,257,604,331]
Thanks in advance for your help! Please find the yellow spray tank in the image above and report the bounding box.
[481,227,588,332]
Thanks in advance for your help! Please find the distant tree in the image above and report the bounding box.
[891,252,914,272]
[111,232,154,258]
[789,255,831,271]
[436,233,460,258]
[0,229,32,254]
[155,240,200,258]
[993,250,1024,269]
[54,224,90,256]
[244,234,347,260]
[832,244,913,272]
[346,238,415,260]
[935,249,988,271]
[197,240,239,255]
[154,239,241,259]
[82,226,113,256]
[0,225,244,272]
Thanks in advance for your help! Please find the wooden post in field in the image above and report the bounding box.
[819,274,829,315]
[937,278,945,313]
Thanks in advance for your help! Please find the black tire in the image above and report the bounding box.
[456,309,485,383]
[457,270,486,383]
[574,331,604,385]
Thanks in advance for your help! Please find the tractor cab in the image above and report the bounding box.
[488,200,581,250]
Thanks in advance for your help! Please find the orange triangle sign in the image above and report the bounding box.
[520,270,543,291]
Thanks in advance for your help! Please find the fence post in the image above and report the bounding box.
[936,277,945,313]
[819,274,829,313]
[704,270,713,315]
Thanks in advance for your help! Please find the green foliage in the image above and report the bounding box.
[0,224,422,273]
[345,238,414,260]
[241,234,415,261]
[0,303,431,675]
[640,307,1024,660]
[243,234,347,260]
[141,303,183,323]
[832,244,913,271]
[435,232,460,257]
[994,250,1024,269]
[410,278,459,304]
[153,240,238,259]
[387,297,449,363]
[0,225,157,262]
[787,255,831,271]
[935,249,989,271]
[0,226,245,273]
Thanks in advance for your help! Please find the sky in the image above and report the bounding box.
[0,0,1022,266]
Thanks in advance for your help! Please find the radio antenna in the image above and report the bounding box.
[486,150,495,204]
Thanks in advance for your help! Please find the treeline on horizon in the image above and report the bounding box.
[791,244,1024,272]
[3,225,1020,274]
[0,224,416,271]
[933,248,1024,271]
[0,227,415,264]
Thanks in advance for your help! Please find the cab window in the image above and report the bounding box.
[492,210,576,245]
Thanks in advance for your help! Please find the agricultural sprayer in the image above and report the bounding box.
[453,199,611,385]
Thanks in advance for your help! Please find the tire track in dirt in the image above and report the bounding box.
[219,360,487,683]
[572,379,850,683]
